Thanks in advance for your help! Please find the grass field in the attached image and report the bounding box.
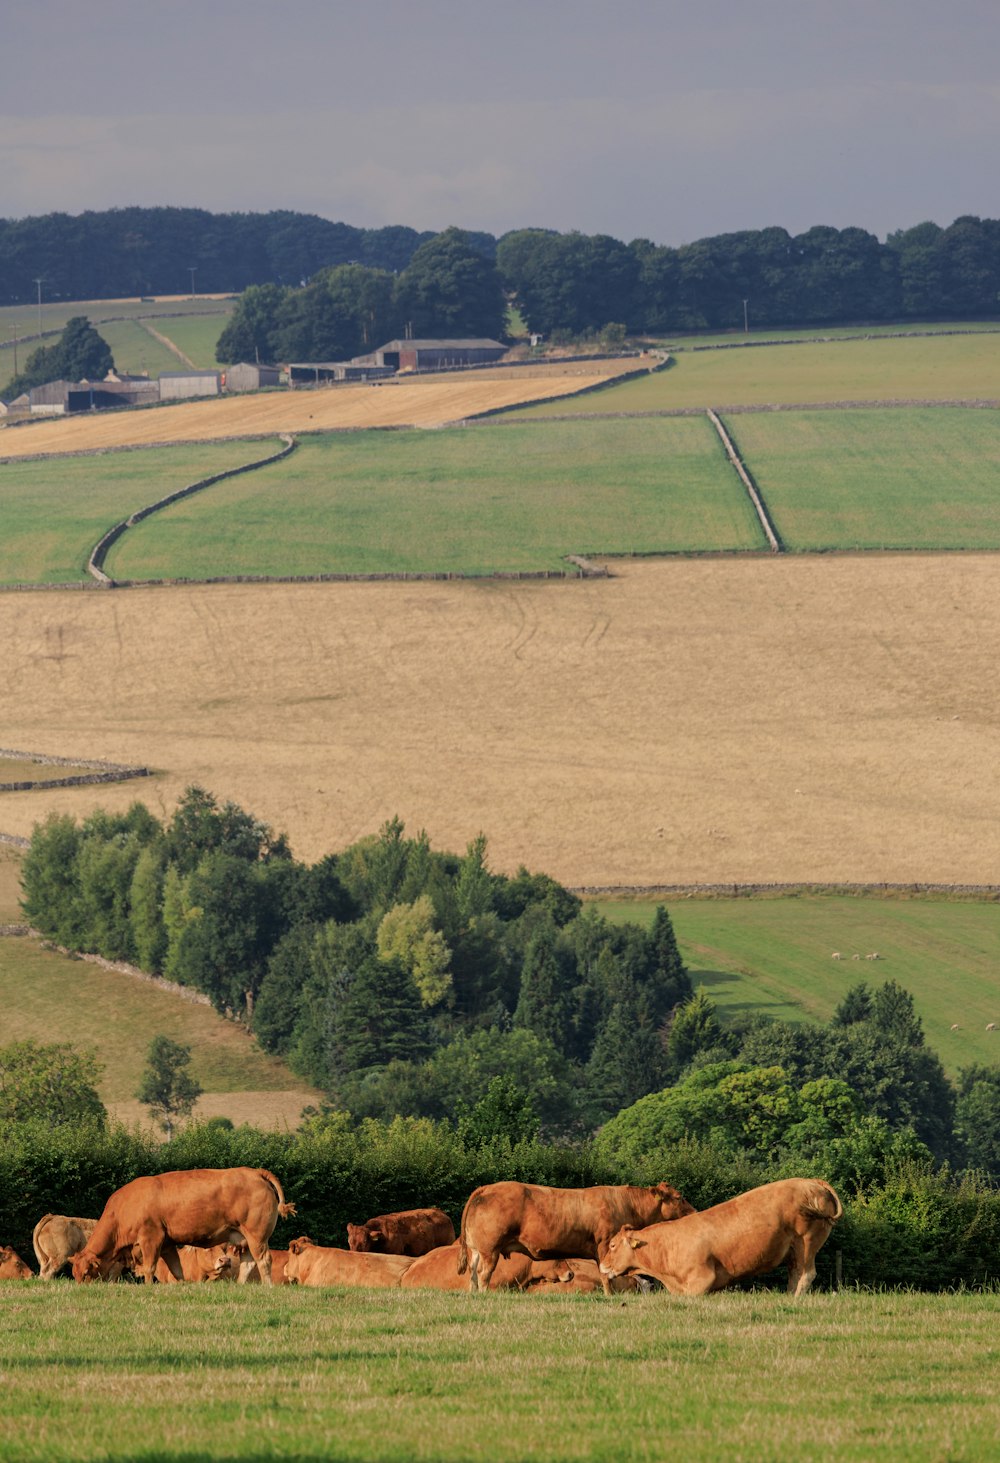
[725,407,1000,550]
[0,441,278,584]
[1,1285,998,1462]
[594,894,1000,1076]
[146,311,230,371]
[1,555,998,889]
[510,331,1000,413]
[104,417,762,580]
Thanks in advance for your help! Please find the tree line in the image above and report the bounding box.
[18,789,1000,1183]
[5,207,1000,343]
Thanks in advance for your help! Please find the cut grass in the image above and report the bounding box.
[1,1286,998,1463]
[725,408,1000,550]
[92,319,189,379]
[0,440,280,584]
[147,312,230,371]
[594,895,1000,1076]
[105,417,764,580]
[510,332,1000,414]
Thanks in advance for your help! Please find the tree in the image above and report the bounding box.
[4,316,114,397]
[456,1074,541,1147]
[136,1036,202,1139]
[394,227,507,340]
[0,1040,106,1126]
[215,283,289,365]
[376,895,452,1008]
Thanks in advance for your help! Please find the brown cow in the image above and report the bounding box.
[0,1246,32,1279]
[599,1177,843,1297]
[399,1241,542,1291]
[458,1181,694,1293]
[523,1258,640,1296]
[152,1243,243,1284]
[346,1206,455,1257]
[285,1236,413,1288]
[237,1249,290,1285]
[71,1167,296,1286]
[33,1214,98,1280]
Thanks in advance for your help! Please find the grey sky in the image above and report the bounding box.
[4,0,998,245]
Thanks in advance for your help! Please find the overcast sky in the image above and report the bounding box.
[4,0,998,245]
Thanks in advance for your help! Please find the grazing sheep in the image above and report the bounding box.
[831,952,843,960]
[951,1024,960,1031]
[987,1023,997,1032]
[866,952,881,961]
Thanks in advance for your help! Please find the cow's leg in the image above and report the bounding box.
[788,1231,825,1296]
[595,1243,617,1297]
[134,1222,166,1284]
[243,1235,273,1286]
[469,1247,499,1292]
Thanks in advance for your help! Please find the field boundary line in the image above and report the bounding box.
[88,433,298,584]
[0,747,153,792]
[138,318,197,369]
[708,410,781,552]
[572,881,1000,899]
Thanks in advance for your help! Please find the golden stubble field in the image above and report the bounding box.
[3,554,998,887]
[0,358,634,457]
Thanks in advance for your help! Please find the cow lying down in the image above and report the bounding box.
[285,1237,413,1288]
[600,1177,843,1297]
[399,1243,638,1294]
[0,1246,32,1280]
[347,1207,455,1257]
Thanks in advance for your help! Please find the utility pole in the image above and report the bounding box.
[9,324,17,375]
[33,277,43,339]
[189,266,197,298]
[742,298,750,334]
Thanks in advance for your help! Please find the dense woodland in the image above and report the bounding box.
[17,790,1000,1186]
[4,209,1000,349]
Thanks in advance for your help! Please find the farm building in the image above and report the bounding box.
[368,339,507,371]
[287,360,394,386]
[224,362,284,392]
[159,370,222,401]
[27,378,160,414]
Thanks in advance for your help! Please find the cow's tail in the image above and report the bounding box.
[802,1181,843,1226]
[32,1213,54,1267]
[457,1229,469,1275]
[259,1170,297,1220]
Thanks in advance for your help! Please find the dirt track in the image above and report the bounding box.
[2,556,998,888]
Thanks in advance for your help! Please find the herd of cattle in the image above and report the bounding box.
[0,1168,843,1298]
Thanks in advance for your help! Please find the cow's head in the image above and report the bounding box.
[346,1222,371,1252]
[71,1249,104,1284]
[654,1183,695,1221]
[600,1227,645,1277]
[284,1235,314,1285]
[0,1246,32,1279]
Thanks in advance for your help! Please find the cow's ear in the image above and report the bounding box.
[628,1236,644,1250]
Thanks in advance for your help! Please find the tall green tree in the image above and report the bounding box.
[136,1036,202,1140]
[394,227,506,340]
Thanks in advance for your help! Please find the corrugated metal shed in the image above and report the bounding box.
[158,370,222,401]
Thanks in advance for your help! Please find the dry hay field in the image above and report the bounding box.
[0,357,636,458]
[3,553,999,888]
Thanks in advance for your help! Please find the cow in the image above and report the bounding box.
[284,1236,413,1288]
[399,1241,549,1292]
[458,1180,694,1294]
[346,1206,455,1257]
[237,1249,290,1285]
[152,1244,243,1284]
[522,1258,640,1296]
[599,1177,842,1298]
[71,1167,296,1286]
[0,1246,32,1280]
[33,1214,98,1280]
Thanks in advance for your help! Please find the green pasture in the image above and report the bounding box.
[1,297,233,384]
[150,311,230,370]
[1,1285,998,1463]
[0,441,278,584]
[0,932,301,1103]
[511,331,1000,414]
[92,319,187,379]
[659,321,1000,349]
[105,417,764,580]
[723,407,1000,550]
[595,894,1000,1075]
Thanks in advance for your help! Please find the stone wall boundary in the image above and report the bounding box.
[707,410,781,552]
[88,433,298,584]
[0,747,152,792]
